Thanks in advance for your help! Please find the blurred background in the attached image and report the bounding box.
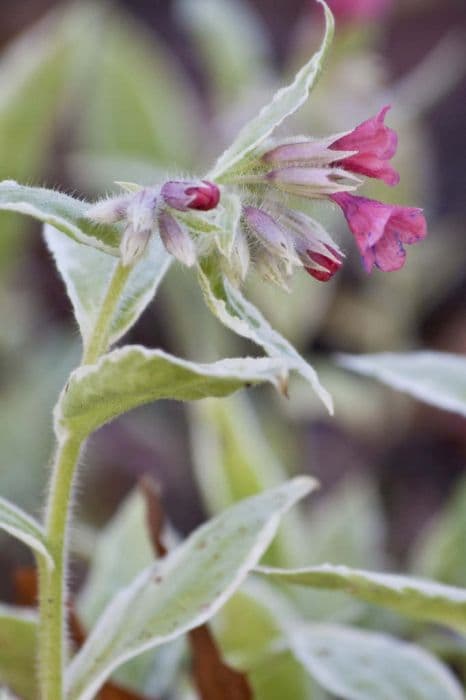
[0,0,465,668]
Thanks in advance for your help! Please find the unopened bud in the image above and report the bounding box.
[283,209,344,282]
[158,211,196,267]
[120,226,152,267]
[262,137,355,167]
[243,207,300,268]
[255,249,291,292]
[223,229,250,286]
[87,194,130,224]
[161,180,220,212]
[118,188,157,265]
[266,167,360,198]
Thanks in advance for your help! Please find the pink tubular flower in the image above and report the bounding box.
[332,192,427,272]
[161,180,220,211]
[330,106,400,186]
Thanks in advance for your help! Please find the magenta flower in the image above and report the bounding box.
[327,0,392,24]
[330,106,400,186]
[161,180,220,211]
[332,192,427,272]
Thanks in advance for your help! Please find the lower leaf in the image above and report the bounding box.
[0,605,37,700]
[256,563,466,633]
[289,623,464,700]
[65,478,315,700]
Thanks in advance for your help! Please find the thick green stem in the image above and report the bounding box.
[38,258,131,699]
[82,260,131,365]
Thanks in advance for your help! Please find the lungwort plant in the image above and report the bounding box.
[1,1,465,699]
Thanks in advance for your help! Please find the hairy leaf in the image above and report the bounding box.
[0,181,119,253]
[0,605,37,700]
[257,564,466,633]
[209,0,334,179]
[0,497,53,569]
[338,351,466,418]
[66,478,315,700]
[44,225,171,346]
[290,624,464,700]
[198,263,332,411]
[55,345,289,439]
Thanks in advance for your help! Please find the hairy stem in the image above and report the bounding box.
[82,260,131,365]
[38,259,131,699]
[38,435,83,700]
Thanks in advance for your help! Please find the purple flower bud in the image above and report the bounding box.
[161,180,220,212]
[158,211,196,267]
[243,206,300,266]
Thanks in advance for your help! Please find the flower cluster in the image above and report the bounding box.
[87,180,220,266]
[87,106,426,285]
[235,105,427,282]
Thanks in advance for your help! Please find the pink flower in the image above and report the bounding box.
[327,0,392,24]
[332,192,427,272]
[161,180,220,211]
[330,106,400,186]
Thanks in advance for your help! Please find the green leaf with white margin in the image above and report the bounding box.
[256,564,466,633]
[338,351,466,418]
[198,261,333,411]
[209,0,334,179]
[44,224,171,347]
[54,345,289,439]
[0,496,53,569]
[0,604,38,700]
[0,181,119,253]
[65,477,316,700]
[77,490,183,697]
[190,394,308,567]
[289,624,464,700]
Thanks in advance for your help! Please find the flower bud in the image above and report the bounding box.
[255,249,291,291]
[281,209,344,282]
[158,211,196,267]
[87,194,131,224]
[119,188,157,265]
[243,206,300,268]
[161,180,220,211]
[223,229,250,286]
[266,166,360,198]
[262,138,354,167]
[120,226,152,267]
